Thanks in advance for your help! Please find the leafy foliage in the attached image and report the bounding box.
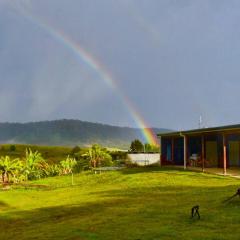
[9,145,16,152]
[24,148,45,180]
[129,139,144,152]
[46,164,61,177]
[84,144,113,168]
[75,158,90,172]
[144,143,160,153]
[60,156,77,175]
[0,144,123,184]
[0,156,22,183]
[71,146,81,155]
[129,140,160,153]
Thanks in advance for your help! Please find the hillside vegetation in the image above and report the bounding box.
[0,119,170,148]
[0,144,73,164]
[0,168,240,239]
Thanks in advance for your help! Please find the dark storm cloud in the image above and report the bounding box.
[0,0,240,129]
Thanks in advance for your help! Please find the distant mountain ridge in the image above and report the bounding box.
[0,119,172,148]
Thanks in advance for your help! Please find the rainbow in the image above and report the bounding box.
[13,4,159,145]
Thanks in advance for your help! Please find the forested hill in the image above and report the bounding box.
[0,120,171,148]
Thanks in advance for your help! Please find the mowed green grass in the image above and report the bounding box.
[0,167,240,240]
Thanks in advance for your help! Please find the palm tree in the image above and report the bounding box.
[0,156,21,183]
[85,144,112,168]
[85,145,99,168]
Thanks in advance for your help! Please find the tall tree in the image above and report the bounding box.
[130,139,144,152]
[144,143,160,153]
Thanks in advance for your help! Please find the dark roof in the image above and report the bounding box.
[157,123,240,137]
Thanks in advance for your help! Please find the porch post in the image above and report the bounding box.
[201,135,205,172]
[159,136,162,167]
[223,134,227,175]
[184,135,187,170]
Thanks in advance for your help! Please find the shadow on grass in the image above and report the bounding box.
[0,200,10,210]
[0,198,130,239]
[118,166,186,175]
[1,169,240,239]
[12,183,54,191]
[118,166,234,182]
[14,167,237,193]
[118,166,211,175]
[0,182,240,239]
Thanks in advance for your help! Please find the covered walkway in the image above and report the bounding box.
[158,124,240,176]
[187,167,240,178]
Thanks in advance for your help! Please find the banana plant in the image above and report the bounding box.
[60,156,77,175]
[24,148,45,180]
[0,156,21,183]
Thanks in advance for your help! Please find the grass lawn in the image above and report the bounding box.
[0,167,240,240]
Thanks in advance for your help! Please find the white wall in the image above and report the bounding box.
[127,153,160,166]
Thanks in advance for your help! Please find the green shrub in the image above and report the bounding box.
[84,144,113,168]
[100,155,113,167]
[47,164,61,176]
[75,158,90,172]
[24,148,46,180]
[60,156,77,175]
[0,156,22,183]
[110,151,127,161]
[71,146,81,155]
[9,145,16,152]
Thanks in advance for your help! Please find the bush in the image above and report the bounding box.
[75,158,90,172]
[84,144,113,168]
[100,156,113,167]
[110,151,128,161]
[9,145,16,152]
[24,148,46,180]
[47,164,61,176]
[60,156,77,175]
[129,139,144,152]
[71,146,81,155]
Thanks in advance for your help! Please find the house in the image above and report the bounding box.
[157,124,240,175]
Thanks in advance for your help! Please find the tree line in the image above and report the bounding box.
[129,139,160,153]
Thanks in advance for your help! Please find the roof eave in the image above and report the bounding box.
[157,124,240,138]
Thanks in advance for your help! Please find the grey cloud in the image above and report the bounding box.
[1,0,240,129]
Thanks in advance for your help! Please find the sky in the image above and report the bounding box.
[0,0,240,130]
